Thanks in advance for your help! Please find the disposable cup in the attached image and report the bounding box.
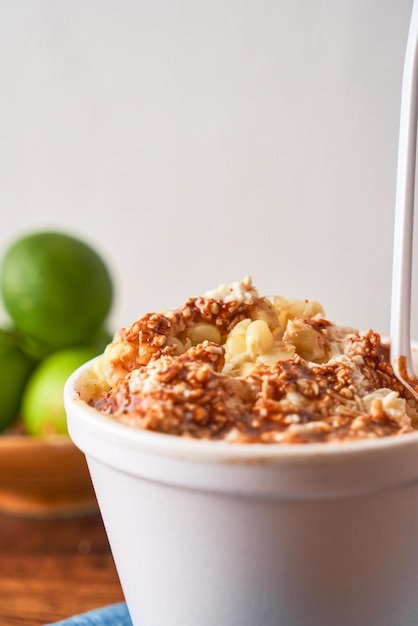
[64,351,418,626]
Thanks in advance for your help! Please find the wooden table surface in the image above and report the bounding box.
[0,508,125,626]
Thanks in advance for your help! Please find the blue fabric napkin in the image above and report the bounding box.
[46,602,133,625]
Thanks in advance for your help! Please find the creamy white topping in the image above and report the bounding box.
[204,276,257,304]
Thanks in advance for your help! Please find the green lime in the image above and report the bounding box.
[14,324,113,361]
[13,330,56,361]
[0,231,113,349]
[89,325,114,353]
[0,328,35,432]
[21,347,97,436]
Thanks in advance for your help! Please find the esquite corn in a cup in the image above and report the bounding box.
[65,277,418,626]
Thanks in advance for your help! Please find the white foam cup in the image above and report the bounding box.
[64,355,418,626]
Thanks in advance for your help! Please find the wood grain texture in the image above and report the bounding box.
[0,436,97,517]
[0,511,124,625]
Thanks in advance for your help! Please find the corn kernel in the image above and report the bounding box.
[245,320,274,358]
[187,323,221,345]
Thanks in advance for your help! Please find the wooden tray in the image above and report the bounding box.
[0,435,97,517]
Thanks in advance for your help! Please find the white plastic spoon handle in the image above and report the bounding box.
[390,0,418,378]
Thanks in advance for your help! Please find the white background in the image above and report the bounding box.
[0,0,415,338]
